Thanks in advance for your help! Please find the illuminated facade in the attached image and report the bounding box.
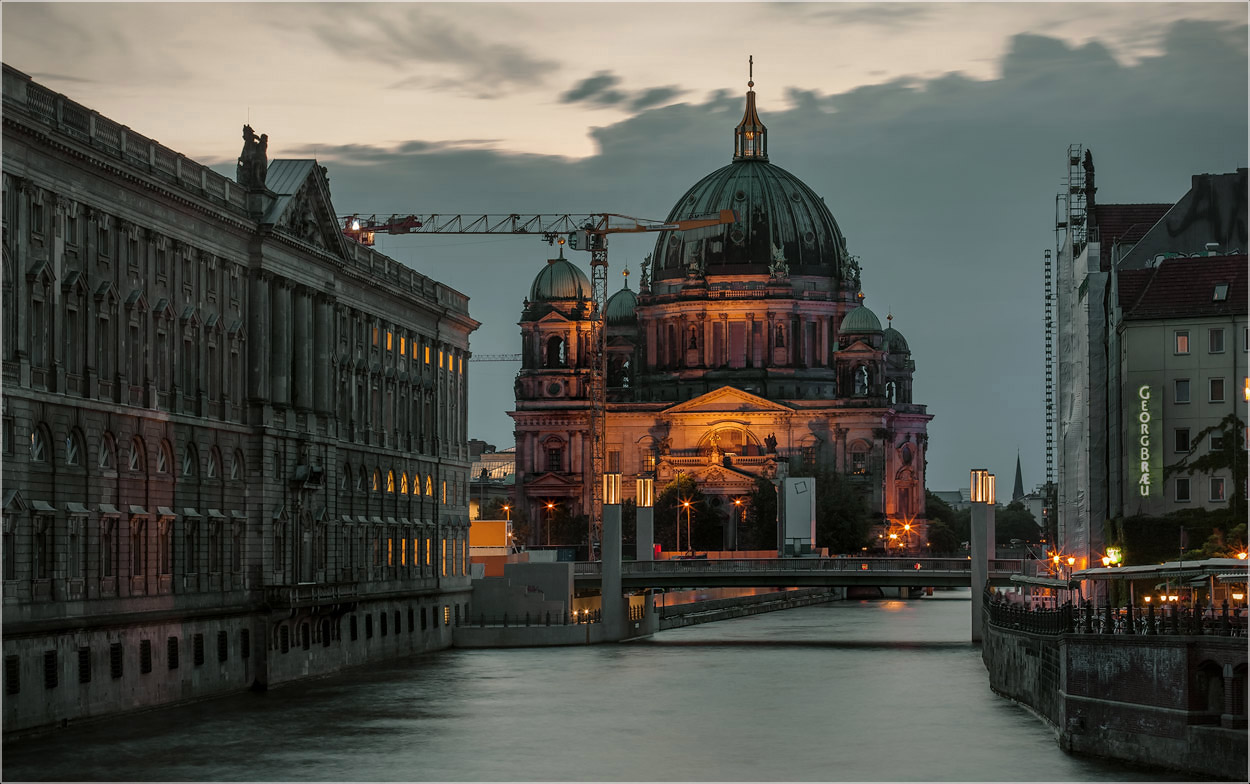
[1,65,477,732]
[511,78,932,548]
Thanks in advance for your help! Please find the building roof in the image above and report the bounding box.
[840,303,883,334]
[1118,254,1247,321]
[1093,203,1171,271]
[529,254,590,302]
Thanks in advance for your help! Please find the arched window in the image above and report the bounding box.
[854,366,869,396]
[65,428,84,466]
[181,443,198,477]
[885,380,897,404]
[387,470,395,493]
[30,425,49,462]
[341,463,353,492]
[400,472,409,495]
[425,475,433,496]
[157,440,172,474]
[129,437,145,472]
[545,335,566,368]
[98,432,116,470]
[850,441,870,476]
[357,463,367,492]
[231,450,244,481]
[207,447,220,480]
[372,469,381,493]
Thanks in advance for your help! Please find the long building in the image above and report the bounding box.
[1,65,478,734]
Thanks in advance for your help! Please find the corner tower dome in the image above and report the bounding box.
[529,249,590,302]
[840,300,883,334]
[650,63,851,284]
[604,276,638,326]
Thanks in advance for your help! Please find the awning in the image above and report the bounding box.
[65,502,90,515]
[1217,572,1249,584]
[30,500,56,512]
[230,510,248,519]
[206,509,227,519]
[158,506,176,518]
[127,505,147,516]
[98,503,121,516]
[181,507,200,518]
[370,516,385,525]
[1010,574,1078,589]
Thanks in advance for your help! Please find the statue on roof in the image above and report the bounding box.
[237,124,269,189]
[639,256,651,290]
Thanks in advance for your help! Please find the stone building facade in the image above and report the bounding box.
[1,65,478,733]
[511,79,932,549]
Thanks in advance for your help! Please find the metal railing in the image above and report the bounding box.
[575,557,1022,577]
[985,593,1248,637]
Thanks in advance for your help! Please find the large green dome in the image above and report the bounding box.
[604,285,638,325]
[649,83,849,284]
[883,326,909,353]
[529,255,590,302]
[840,304,883,334]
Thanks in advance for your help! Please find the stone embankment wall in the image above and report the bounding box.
[982,602,1248,780]
[660,587,841,630]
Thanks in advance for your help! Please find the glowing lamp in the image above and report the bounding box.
[1234,593,1245,601]
[635,477,654,508]
[1101,557,1111,567]
[970,469,996,504]
[1239,552,1248,561]
[1066,557,1075,566]
[1105,547,1122,565]
[603,473,621,505]
[1143,596,1151,603]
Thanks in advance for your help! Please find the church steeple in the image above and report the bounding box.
[733,55,768,162]
[1013,452,1025,502]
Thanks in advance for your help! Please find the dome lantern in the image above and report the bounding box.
[733,55,768,162]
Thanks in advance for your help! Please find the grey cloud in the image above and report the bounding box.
[561,71,623,103]
[630,86,687,111]
[294,20,1244,490]
[562,71,687,110]
[304,7,558,96]
[790,2,935,27]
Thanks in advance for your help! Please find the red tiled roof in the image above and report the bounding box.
[1094,203,1172,271]
[1119,254,1248,321]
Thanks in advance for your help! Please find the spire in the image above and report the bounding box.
[1012,453,1025,502]
[733,55,768,162]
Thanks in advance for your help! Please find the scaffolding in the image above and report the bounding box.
[1044,249,1055,488]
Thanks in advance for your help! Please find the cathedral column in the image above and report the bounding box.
[745,313,755,369]
[248,271,271,401]
[700,313,712,368]
[271,279,292,407]
[719,313,729,367]
[293,286,313,412]
[764,313,774,369]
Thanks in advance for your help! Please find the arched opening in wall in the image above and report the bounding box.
[543,437,565,474]
[1195,660,1224,717]
[885,380,897,404]
[854,365,870,397]
[279,624,290,654]
[545,335,566,368]
[1231,664,1247,717]
[895,467,917,518]
[321,618,332,647]
[300,622,310,651]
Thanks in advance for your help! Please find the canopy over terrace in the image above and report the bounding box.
[1073,557,1249,604]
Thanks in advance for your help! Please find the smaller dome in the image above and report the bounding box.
[840,304,882,334]
[605,286,638,326]
[883,326,909,353]
[529,255,590,302]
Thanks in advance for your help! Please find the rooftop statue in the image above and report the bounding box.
[237,124,269,189]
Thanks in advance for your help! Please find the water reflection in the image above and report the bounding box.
[3,591,1192,782]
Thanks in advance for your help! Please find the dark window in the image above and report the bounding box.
[408,608,415,633]
[1174,429,1190,453]
[350,615,359,642]
[365,614,373,639]
[217,631,228,663]
[394,610,401,635]
[321,619,331,648]
[300,623,310,651]
[380,612,388,637]
[421,607,428,631]
[44,650,58,689]
[167,637,179,670]
[5,655,19,695]
[193,634,204,666]
[240,629,250,659]
[279,625,290,654]
[1176,477,1191,503]
[546,447,562,472]
[110,643,123,680]
[140,640,152,673]
[78,647,91,684]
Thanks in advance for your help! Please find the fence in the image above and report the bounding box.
[985,592,1248,637]
[457,605,649,629]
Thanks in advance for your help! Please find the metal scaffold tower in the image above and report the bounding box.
[1044,248,1055,488]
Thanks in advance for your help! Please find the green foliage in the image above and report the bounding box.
[925,520,961,554]
[1115,507,1246,565]
[790,463,873,553]
[1165,412,1248,519]
[995,501,1041,546]
[654,474,722,551]
[740,477,778,551]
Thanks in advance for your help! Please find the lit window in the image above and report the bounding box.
[399,336,406,355]
[386,331,393,351]
[372,326,378,346]
[1175,477,1190,503]
[372,470,380,492]
[443,605,450,625]
[1210,377,1225,403]
[400,473,408,495]
[425,538,431,565]
[442,539,447,576]
[425,476,432,496]
[459,357,463,374]
[424,346,430,364]
[387,470,395,493]
[1174,331,1189,354]
[1174,379,1190,404]
[442,480,447,504]
[1210,328,1225,353]
[439,350,444,369]
[1210,477,1226,502]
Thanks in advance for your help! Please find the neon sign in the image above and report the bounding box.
[1137,385,1157,497]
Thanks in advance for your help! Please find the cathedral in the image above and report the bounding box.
[510,75,932,549]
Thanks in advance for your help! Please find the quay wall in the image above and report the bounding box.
[983,603,1248,780]
[660,587,841,630]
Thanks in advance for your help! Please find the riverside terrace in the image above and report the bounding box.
[572,556,1024,591]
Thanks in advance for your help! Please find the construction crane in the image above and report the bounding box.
[468,353,522,362]
[339,209,737,556]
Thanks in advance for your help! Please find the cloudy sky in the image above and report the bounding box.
[4,1,1246,491]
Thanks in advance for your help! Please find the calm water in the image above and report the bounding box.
[3,591,1188,781]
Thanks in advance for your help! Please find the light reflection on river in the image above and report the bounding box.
[3,591,1191,781]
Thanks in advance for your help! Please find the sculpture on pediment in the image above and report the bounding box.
[639,256,651,289]
[768,242,789,280]
[764,432,778,454]
[237,124,269,189]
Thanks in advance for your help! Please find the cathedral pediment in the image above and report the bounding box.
[662,385,793,415]
[837,338,878,354]
[525,472,582,490]
[535,310,577,325]
[262,160,350,260]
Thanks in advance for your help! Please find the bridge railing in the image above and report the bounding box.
[985,593,1248,637]
[574,557,1023,577]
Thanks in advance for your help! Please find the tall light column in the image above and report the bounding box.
[970,469,997,642]
[602,472,623,641]
[636,477,654,561]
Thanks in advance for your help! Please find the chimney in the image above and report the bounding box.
[1205,242,1219,257]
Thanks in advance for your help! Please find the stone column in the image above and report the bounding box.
[601,502,623,641]
[313,297,332,415]
[746,314,755,369]
[271,280,292,407]
[293,287,312,412]
[636,506,654,562]
[248,271,271,401]
[971,495,996,643]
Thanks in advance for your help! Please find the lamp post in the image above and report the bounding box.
[970,468,996,642]
[636,477,654,561]
[545,501,555,546]
[502,504,511,522]
[682,500,693,554]
[732,497,743,551]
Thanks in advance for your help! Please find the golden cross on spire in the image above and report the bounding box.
[748,55,754,88]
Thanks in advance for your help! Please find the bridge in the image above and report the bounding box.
[572,556,1025,591]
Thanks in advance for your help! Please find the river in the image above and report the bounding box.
[2,591,1188,781]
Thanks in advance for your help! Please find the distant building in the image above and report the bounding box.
[509,75,932,549]
[1,65,477,732]
[1052,147,1246,568]
[468,447,515,521]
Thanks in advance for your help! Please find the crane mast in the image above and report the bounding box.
[340,209,736,557]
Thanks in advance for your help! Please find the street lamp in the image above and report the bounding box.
[733,498,744,551]
[545,501,555,546]
[682,500,693,554]
[502,504,511,522]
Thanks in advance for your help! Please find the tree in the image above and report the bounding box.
[654,474,720,552]
[925,520,960,554]
[995,501,1041,546]
[740,477,778,551]
[1165,412,1248,522]
[790,463,873,554]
